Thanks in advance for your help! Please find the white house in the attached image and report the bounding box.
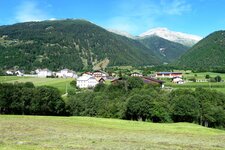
[15,70,24,76]
[172,77,184,84]
[77,74,99,88]
[131,72,143,77]
[36,69,52,78]
[56,69,77,78]
[6,70,14,75]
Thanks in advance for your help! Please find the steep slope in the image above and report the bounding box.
[138,35,189,63]
[177,30,225,69]
[0,19,160,71]
[139,28,202,47]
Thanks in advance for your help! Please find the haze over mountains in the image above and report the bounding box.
[1,19,223,71]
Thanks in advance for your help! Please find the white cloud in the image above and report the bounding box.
[15,1,51,22]
[161,0,191,15]
[105,0,191,35]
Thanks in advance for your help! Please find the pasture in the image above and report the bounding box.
[0,115,225,150]
[164,71,225,93]
[0,76,75,94]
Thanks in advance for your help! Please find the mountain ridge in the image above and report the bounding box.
[139,27,202,47]
[0,19,161,71]
[138,35,189,63]
[177,30,225,69]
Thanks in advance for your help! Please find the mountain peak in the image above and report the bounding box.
[139,27,202,47]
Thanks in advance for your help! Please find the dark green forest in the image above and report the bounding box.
[0,19,161,71]
[1,77,224,129]
[1,19,225,72]
[177,30,225,70]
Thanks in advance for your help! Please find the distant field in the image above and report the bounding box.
[0,115,225,150]
[165,82,225,93]
[183,71,225,80]
[0,76,75,94]
[163,71,225,93]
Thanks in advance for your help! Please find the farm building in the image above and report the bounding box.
[111,77,165,88]
[141,77,165,88]
[155,72,182,78]
[172,77,184,84]
[76,74,99,88]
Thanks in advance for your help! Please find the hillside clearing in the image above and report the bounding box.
[0,115,225,150]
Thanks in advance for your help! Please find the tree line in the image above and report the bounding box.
[67,78,225,129]
[0,77,224,129]
[0,82,66,115]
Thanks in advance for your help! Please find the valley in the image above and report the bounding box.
[1,1,225,150]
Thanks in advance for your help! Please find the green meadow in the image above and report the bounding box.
[163,71,225,93]
[0,76,74,94]
[0,115,225,150]
[183,71,225,80]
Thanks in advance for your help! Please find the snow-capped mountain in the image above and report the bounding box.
[139,27,202,47]
[108,29,136,39]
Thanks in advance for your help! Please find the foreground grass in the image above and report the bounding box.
[0,115,225,150]
[0,76,74,94]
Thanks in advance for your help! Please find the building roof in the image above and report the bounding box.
[82,72,93,75]
[96,77,105,82]
[141,77,165,84]
[131,72,141,74]
[61,68,69,71]
[157,72,182,74]
[111,77,123,83]
[77,75,93,81]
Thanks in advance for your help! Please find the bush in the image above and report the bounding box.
[70,80,77,88]
[215,75,222,82]
[205,74,210,79]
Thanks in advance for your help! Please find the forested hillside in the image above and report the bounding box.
[177,30,225,70]
[139,36,189,62]
[0,19,160,71]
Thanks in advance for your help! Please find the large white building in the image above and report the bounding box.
[77,75,99,88]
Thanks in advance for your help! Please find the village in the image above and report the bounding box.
[4,68,186,89]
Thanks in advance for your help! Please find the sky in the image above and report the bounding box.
[0,0,225,37]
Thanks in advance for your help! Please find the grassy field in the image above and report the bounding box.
[183,71,225,80]
[162,71,225,93]
[165,82,225,94]
[0,76,75,94]
[0,115,225,150]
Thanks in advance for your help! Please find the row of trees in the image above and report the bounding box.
[0,77,224,129]
[0,82,66,115]
[67,77,225,129]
